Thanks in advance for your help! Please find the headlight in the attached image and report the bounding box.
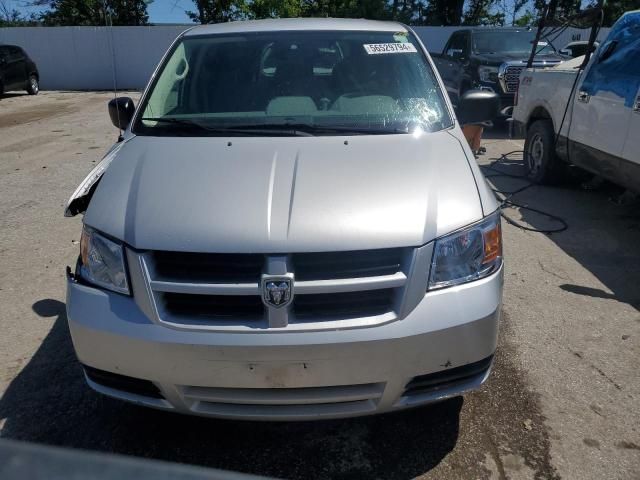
[429,211,502,290]
[478,65,499,83]
[79,226,130,294]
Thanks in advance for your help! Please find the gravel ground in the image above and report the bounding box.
[0,91,638,479]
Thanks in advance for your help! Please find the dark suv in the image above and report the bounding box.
[0,45,39,96]
[432,28,565,115]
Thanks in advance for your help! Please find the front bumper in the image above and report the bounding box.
[66,267,503,421]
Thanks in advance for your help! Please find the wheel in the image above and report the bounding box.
[26,75,39,95]
[524,119,565,184]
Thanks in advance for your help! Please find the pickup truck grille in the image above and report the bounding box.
[138,248,411,330]
[502,65,525,93]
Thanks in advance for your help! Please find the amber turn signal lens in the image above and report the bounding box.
[482,222,502,264]
[80,227,90,266]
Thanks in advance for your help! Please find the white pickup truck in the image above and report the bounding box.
[512,10,639,192]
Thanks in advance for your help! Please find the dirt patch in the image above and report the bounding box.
[0,103,75,128]
[0,135,58,153]
[442,312,561,480]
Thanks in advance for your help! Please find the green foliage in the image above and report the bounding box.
[421,0,464,25]
[463,0,506,25]
[513,8,535,25]
[186,0,245,23]
[37,0,152,26]
[589,0,640,27]
[247,0,303,18]
[0,1,40,26]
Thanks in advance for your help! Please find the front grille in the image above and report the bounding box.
[293,249,403,280]
[294,289,394,320]
[141,248,409,329]
[162,292,264,320]
[152,251,263,282]
[503,66,525,93]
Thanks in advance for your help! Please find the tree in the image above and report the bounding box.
[499,0,528,25]
[463,0,505,25]
[186,0,245,23]
[247,0,302,18]
[0,0,40,26]
[35,0,152,26]
[422,0,465,25]
[513,8,536,25]
[589,0,640,27]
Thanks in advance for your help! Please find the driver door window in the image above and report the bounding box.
[446,34,467,60]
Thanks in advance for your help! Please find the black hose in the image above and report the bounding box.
[480,150,569,234]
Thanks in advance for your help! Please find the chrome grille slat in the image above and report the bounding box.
[504,65,525,93]
[149,280,260,295]
[149,272,406,296]
[499,61,562,94]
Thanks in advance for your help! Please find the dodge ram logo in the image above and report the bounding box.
[262,278,293,308]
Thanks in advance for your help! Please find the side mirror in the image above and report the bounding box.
[559,48,572,57]
[457,90,500,125]
[108,96,135,130]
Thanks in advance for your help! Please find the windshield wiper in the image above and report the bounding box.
[140,118,409,136]
[140,117,313,136]
[250,123,409,135]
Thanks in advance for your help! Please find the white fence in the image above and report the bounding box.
[0,25,610,91]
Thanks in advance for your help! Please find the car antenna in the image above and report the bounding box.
[103,0,123,141]
[527,0,604,68]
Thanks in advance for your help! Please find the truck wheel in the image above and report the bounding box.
[26,75,39,95]
[524,120,564,184]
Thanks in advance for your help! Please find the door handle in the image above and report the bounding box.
[578,91,590,103]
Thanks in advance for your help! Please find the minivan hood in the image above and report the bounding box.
[84,131,483,253]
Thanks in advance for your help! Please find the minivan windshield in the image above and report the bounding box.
[133,30,452,136]
[472,31,556,55]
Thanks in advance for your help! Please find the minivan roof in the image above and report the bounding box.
[183,18,408,37]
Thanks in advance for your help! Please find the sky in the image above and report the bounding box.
[147,0,192,24]
[5,0,194,24]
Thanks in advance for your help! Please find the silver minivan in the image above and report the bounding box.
[65,18,503,420]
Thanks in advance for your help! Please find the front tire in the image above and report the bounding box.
[524,119,565,184]
[26,75,39,95]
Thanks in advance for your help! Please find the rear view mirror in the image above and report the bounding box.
[108,97,135,130]
[457,90,500,125]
